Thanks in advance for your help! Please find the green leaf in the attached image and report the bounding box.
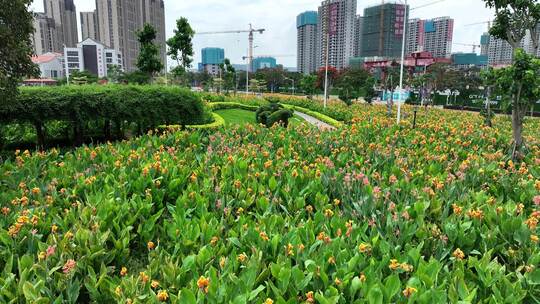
[367,285,383,304]
[384,275,401,300]
[248,285,265,301]
[178,288,196,304]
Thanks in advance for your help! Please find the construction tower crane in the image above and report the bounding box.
[196,24,265,73]
[464,20,492,32]
[454,42,481,53]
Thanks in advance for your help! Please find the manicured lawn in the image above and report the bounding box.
[215,108,306,127]
[215,109,256,125]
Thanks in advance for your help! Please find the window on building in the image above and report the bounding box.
[67,51,78,56]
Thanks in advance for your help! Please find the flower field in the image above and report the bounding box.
[1,104,540,303]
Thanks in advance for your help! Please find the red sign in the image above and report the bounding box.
[328,3,338,36]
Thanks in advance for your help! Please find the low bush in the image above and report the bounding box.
[256,103,293,127]
[0,85,210,149]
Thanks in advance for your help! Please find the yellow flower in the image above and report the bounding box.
[120,267,128,276]
[359,273,366,282]
[286,243,294,256]
[115,286,122,296]
[403,286,417,298]
[237,253,248,263]
[389,259,400,270]
[157,290,169,302]
[264,298,274,304]
[324,209,334,217]
[219,257,226,269]
[333,198,341,206]
[358,243,372,254]
[51,224,58,234]
[453,248,465,260]
[210,236,219,246]
[531,235,539,243]
[38,251,46,261]
[334,277,342,286]
[151,280,160,289]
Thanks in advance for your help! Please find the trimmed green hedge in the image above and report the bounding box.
[0,85,210,148]
[208,102,259,112]
[283,104,343,128]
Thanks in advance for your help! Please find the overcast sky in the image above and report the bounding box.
[31,0,494,68]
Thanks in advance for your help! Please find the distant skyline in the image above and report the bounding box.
[31,0,495,69]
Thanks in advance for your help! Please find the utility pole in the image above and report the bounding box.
[397,0,407,124]
[324,32,330,108]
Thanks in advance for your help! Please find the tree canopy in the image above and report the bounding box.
[136,23,164,78]
[0,0,39,103]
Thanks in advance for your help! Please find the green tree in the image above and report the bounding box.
[256,66,286,93]
[136,23,164,79]
[107,65,124,84]
[0,0,39,103]
[483,0,540,155]
[335,68,376,106]
[490,50,540,156]
[167,17,194,86]
[219,58,236,94]
[300,74,318,98]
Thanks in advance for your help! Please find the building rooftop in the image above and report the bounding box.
[31,52,63,64]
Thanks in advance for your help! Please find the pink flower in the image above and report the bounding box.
[362,177,370,186]
[62,259,76,274]
[46,245,56,257]
[534,196,540,206]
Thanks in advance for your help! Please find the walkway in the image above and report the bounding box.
[294,111,335,131]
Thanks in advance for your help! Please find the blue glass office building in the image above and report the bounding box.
[201,48,225,65]
[252,57,277,71]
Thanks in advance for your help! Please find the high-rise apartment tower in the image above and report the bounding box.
[297,11,319,74]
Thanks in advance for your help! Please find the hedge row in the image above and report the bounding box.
[208,102,259,111]
[0,85,210,148]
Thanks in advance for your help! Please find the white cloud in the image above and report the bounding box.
[31,0,494,68]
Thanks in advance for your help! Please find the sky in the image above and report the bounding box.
[30,0,494,69]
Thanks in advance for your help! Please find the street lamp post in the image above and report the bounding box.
[397,0,407,124]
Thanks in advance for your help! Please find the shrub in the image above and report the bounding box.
[267,109,294,127]
[255,103,293,127]
[0,85,209,149]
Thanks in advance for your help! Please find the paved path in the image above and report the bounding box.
[294,111,335,131]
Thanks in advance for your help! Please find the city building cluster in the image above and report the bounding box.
[296,0,540,75]
[28,0,540,82]
[31,0,166,80]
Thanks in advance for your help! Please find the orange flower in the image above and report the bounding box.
[120,267,128,276]
[453,248,465,260]
[359,273,366,282]
[452,204,462,215]
[210,236,219,246]
[151,280,160,289]
[237,253,248,263]
[306,291,315,303]
[147,241,155,250]
[403,286,417,298]
[259,231,269,241]
[139,272,150,283]
[157,290,169,302]
[197,276,210,293]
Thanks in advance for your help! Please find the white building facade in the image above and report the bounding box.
[64,38,123,78]
[31,52,65,79]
